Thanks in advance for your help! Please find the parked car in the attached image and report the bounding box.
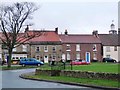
[102,58,117,63]
[70,59,90,65]
[19,58,44,66]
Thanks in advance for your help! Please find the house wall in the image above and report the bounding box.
[62,43,102,62]
[30,45,62,63]
[0,44,2,61]
[9,44,29,60]
[12,54,27,60]
[103,46,119,62]
[118,46,120,62]
[13,44,29,52]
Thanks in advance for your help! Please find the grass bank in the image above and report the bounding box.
[23,73,119,88]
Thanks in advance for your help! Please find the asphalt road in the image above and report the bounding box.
[1,68,102,90]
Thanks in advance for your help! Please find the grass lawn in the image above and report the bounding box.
[39,62,119,74]
[0,65,39,70]
[23,74,119,88]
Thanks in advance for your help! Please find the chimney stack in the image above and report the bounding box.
[25,25,29,32]
[92,30,98,38]
[55,27,58,34]
[65,29,68,35]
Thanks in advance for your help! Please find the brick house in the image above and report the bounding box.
[59,30,102,62]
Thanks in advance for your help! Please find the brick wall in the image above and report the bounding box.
[62,43,102,61]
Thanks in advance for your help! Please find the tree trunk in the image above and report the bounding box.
[7,48,12,68]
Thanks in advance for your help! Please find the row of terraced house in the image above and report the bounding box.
[0,23,119,63]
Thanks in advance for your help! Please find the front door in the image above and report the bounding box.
[44,55,48,63]
[86,52,90,62]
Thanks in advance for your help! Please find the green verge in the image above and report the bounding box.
[23,74,119,88]
[39,62,119,74]
[0,65,38,70]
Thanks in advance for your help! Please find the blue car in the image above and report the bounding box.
[19,58,44,66]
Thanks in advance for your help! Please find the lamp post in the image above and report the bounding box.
[70,60,73,70]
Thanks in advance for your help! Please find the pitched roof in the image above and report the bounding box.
[98,34,118,46]
[59,34,101,44]
[29,31,61,43]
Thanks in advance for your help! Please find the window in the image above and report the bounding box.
[76,53,80,59]
[36,55,40,60]
[23,45,27,52]
[12,57,15,60]
[67,53,70,60]
[52,54,56,61]
[106,46,110,52]
[66,44,71,51]
[106,55,110,58]
[114,46,117,51]
[53,46,56,52]
[36,46,40,52]
[16,57,19,60]
[20,57,23,59]
[44,46,48,52]
[76,44,80,51]
[93,44,97,51]
[93,52,97,60]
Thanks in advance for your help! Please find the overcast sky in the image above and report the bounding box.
[0,0,119,34]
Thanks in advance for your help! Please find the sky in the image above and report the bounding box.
[0,0,119,34]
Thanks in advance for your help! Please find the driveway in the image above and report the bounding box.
[1,68,101,89]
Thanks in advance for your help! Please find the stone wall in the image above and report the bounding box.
[60,70,119,81]
[35,69,119,81]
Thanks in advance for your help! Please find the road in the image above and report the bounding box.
[1,68,102,90]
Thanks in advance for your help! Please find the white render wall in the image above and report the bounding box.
[103,46,119,62]
[12,54,27,60]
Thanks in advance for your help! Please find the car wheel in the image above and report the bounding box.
[22,64,25,67]
[37,64,41,66]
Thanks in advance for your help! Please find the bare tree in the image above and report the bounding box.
[0,2,41,67]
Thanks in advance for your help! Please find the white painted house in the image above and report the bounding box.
[99,23,119,62]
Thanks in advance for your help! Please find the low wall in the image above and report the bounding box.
[35,69,61,76]
[35,69,119,81]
